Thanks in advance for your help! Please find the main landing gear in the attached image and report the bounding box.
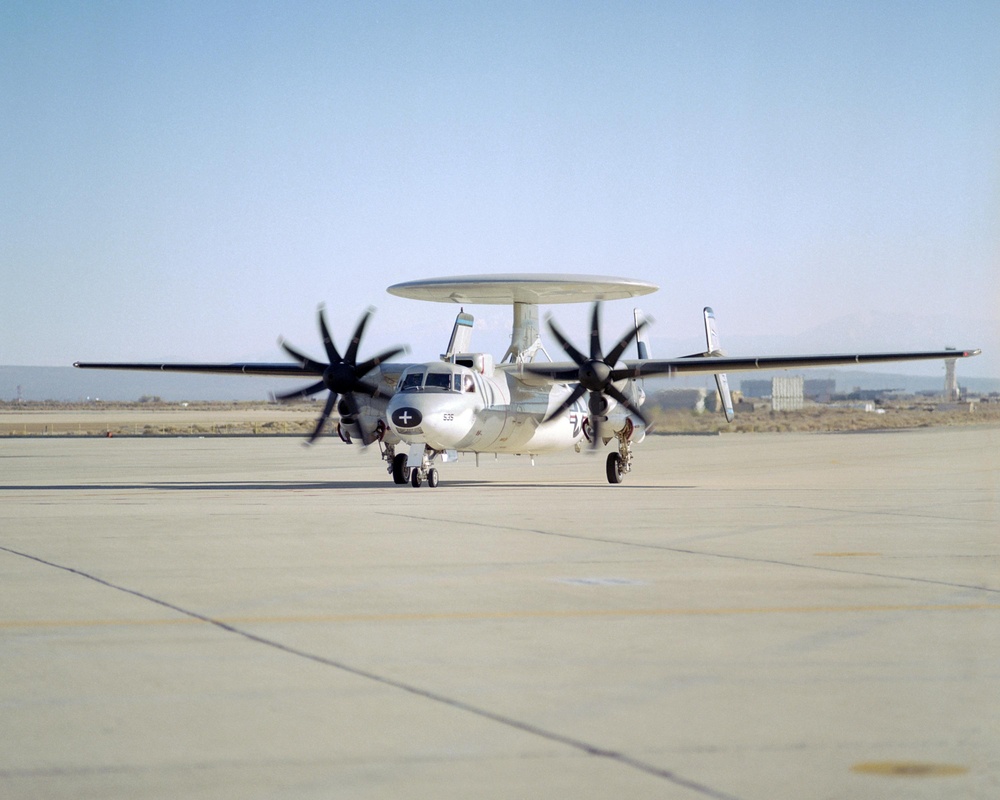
[391,452,408,484]
[606,419,635,485]
[382,442,413,486]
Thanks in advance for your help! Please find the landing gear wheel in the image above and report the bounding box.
[606,452,624,484]
[427,468,439,488]
[410,468,423,488]
[392,453,408,485]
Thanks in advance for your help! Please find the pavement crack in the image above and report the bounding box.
[0,544,743,800]
[376,512,1000,595]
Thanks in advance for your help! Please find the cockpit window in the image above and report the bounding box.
[424,372,452,391]
[397,369,469,393]
[399,371,424,392]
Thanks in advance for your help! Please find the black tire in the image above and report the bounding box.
[606,452,623,484]
[392,453,408,485]
[427,468,439,488]
[410,468,423,488]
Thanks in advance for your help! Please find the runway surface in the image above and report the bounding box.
[2,427,998,799]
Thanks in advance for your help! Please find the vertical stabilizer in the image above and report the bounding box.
[633,308,651,359]
[703,307,735,422]
[444,310,474,357]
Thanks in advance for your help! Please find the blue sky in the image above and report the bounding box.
[3,1,998,377]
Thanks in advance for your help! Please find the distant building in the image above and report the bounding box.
[771,376,804,411]
[651,389,708,413]
[841,387,905,402]
[742,377,834,401]
[945,349,960,401]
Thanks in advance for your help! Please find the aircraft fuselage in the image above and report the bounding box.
[383,363,589,454]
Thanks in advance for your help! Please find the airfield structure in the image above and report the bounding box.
[945,348,960,401]
[771,376,805,411]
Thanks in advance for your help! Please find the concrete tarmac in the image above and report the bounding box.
[1,427,998,799]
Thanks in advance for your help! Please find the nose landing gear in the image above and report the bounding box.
[410,466,439,488]
[383,441,444,488]
[399,444,441,488]
[410,467,440,489]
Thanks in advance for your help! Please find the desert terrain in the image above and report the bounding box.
[1,399,997,438]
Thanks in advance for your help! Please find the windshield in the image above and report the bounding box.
[399,371,424,392]
[424,372,453,391]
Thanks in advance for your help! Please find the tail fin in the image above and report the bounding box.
[703,307,735,422]
[444,310,474,357]
[634,308,651,359]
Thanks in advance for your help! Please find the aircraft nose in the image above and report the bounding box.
[387,396,470,449]
[390,405,422,430]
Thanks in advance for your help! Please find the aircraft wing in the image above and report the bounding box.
[518,348,981,383]
[73,361,321,378]
[624,348,981,378]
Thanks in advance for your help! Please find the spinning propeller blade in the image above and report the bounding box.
[533,301,650,447]
[307,391,339,445]
[275,306,403,446]
[272,380,326,402]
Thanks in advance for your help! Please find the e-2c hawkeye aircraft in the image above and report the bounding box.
[75,274,980,487]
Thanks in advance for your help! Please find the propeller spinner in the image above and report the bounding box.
[530,302,649,447]
[275,306,404,445]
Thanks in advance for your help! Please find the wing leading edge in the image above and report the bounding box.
[77,350,981,382]
[624,348,981,378]
[73,362,321,378]
[518,348,981,384]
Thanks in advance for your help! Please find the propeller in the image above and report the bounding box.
[529,302,649,447]
[275,306,404,445]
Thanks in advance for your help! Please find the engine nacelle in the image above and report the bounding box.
[605,408,646,443]
[336,397,392,446]
[605,397,647,443]
[589,393,610,417]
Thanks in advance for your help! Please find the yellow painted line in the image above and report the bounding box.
[852,761,968,777]
[3,603,999,630]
